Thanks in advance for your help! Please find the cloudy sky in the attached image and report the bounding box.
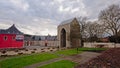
[0,0,119,35]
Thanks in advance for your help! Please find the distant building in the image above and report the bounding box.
[31,35,57,41]
[0,24,24,48]
[24,34,57,46]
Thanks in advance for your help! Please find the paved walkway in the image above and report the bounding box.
[24,52,101,68]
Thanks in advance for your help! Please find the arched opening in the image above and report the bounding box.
[61,28,66,47]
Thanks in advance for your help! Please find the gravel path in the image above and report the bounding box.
[64,52,101,64]
[24,52,101,68]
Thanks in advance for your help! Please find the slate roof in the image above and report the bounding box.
[59,18,79,26]
[45,36,57,41]
[24,34,57,41]
[32,36,57,41]
[0,24,23,34]
[59,18,74,26]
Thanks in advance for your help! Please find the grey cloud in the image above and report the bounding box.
[83,0,120,20]
[0,0,119,35]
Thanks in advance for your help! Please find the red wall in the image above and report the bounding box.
[0,34,24,49]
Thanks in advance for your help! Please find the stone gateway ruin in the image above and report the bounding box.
[58,18,81,48]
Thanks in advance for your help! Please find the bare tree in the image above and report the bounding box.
[77,17,88,47]
[99,4,120,43]
[86,21,106,42]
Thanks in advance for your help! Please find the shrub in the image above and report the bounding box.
[50,50,53,52]
[25,49,28,51]
[18,52,23,55]
[47,48,50,49]
[14,49,19,52]
[33,49,37,50]
[52,47,55,49]
[1,50,6,54]
[41,49,44,50]
[41,51,45,52]
[31,51,35,53]
[1,54,8,57]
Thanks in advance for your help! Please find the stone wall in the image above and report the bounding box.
[24,41,59,47]
[84,42,120,48]
[70,19,81,47]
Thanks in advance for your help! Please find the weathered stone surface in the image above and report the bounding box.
[5,51,18,56]
[58,18,81,48]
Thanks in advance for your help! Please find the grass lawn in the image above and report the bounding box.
[55,47,107,56]
[0,47,107,68]
[0,49,82,68]
[55,49,83,56]
[38,60,77,68]
[0,53,58,68]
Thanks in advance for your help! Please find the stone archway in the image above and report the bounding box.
[61,28,66,47]
[58,18,81,48]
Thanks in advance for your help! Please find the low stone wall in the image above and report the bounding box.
[115,44,120,48]
[0,47,58,57]
[84,42,120,48]
[24,41,59,47]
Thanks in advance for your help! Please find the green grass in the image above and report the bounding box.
[38,60,77,68]
[55,49,83,56]
[0,49,82,68]
[55,48,106,56]
[0,47,106,68]
[0,53,58,68]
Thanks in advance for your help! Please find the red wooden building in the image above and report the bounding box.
[0,24,24,49]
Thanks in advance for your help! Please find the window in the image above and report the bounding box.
[12,36,15,40]
[4,36,8,41]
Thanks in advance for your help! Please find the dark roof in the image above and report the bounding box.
[24,34,57,41]
[59,18,79,26]
[45,36,57,41]
[59,18,74,25]
[29,35,57,41]
[0,24,23,34]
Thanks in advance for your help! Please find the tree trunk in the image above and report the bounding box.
[115,30,118,43]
